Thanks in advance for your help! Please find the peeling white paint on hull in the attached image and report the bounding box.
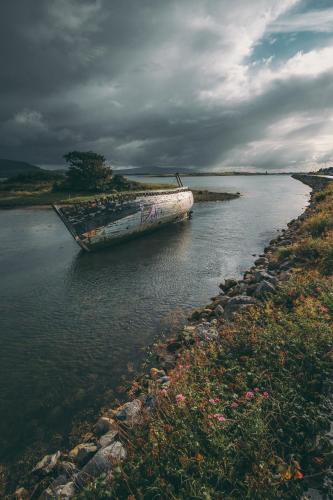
[53,188,194,251]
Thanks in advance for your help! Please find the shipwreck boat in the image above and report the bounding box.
[53,174,194,251]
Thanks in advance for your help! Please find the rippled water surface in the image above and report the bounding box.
[0,175,310,469]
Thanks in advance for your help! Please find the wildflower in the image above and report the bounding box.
[245,391,254,399]
[209,398,217,404]
[294,470,304,480]
[208,414,213,419]
[213,413,226,422]
[160,389,168,397]
[176,394,186,403]
[263,391,269,399]
[230,402,239,409]
[254,387,260,393]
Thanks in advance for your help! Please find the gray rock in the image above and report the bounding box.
[99,430,118,449]
[254,256,268,266]
[220,278,238,291]
[33,451,61,474]
[41,481,76,499]
[279,259,293,271]
[245,283,258,296]
[214,304,224,316]
[254,280,276,298]
[57,461,78,478]
[69,443,97,466]
[114,399,142,425]
[254,270,278,286]
[224,296,257,321]
[195,322,219,340]
[76,441,126,487]
[214,295,230,307]
[95,416,115,434]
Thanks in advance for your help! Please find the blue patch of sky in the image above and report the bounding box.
[248,31,332,67]
[247,0,333,68]
[300,0,333,12]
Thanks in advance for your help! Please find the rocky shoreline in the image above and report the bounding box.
[13,177,325,499]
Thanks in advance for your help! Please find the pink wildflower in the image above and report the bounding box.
[175,394,186,403]
[209,398,218,404]
[208,414,213,419]
[263,391,269,399]
[217,416,226,422]
[230,402,239,409]
[245,391,254,399]
[160,389,168,397]
[254,387,260,393]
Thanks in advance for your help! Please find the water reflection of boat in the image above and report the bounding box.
[53,175,194,251]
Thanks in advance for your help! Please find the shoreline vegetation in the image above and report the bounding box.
[10,178,333,498]
[0,179,240,209]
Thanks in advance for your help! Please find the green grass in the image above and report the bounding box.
[81,184,333,499]
[0,181,177,208]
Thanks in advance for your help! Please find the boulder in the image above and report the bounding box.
[224,296,257,321]
[214,305,224,317]
[95,416,116,435]
[254,270,278,286]
[76,441,126,487]
[254,280,276,298]
[68,443,97,466]
[245,283,258,296]
[254,256,268,266]
[113,399,142,426]
[33,451,61,475]
[40,480,76,499]
[57,461,78,478]
[219,278,238,291]
[214,295,230,307]
[99,430,118,449]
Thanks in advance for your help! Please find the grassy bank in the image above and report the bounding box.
[0,180,239,208]
[0,180,176,208]
[82,186,333,498]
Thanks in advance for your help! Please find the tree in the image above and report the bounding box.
[63,151,112,191]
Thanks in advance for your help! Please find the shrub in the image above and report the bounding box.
[303,213,332,237]
[321,243,333,275]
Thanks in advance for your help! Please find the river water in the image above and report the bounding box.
[0,175,310,475]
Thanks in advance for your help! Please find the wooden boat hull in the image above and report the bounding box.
[53,188,194,251]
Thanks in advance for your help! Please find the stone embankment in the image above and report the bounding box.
[14,177,322,499]
[292,173,333,190]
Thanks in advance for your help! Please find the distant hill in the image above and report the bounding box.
[115,166,212,176]
[0,159,41,178]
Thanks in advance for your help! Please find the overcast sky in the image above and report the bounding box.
[1,0,333,171]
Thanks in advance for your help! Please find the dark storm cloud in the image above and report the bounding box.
[1,0,333,170]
